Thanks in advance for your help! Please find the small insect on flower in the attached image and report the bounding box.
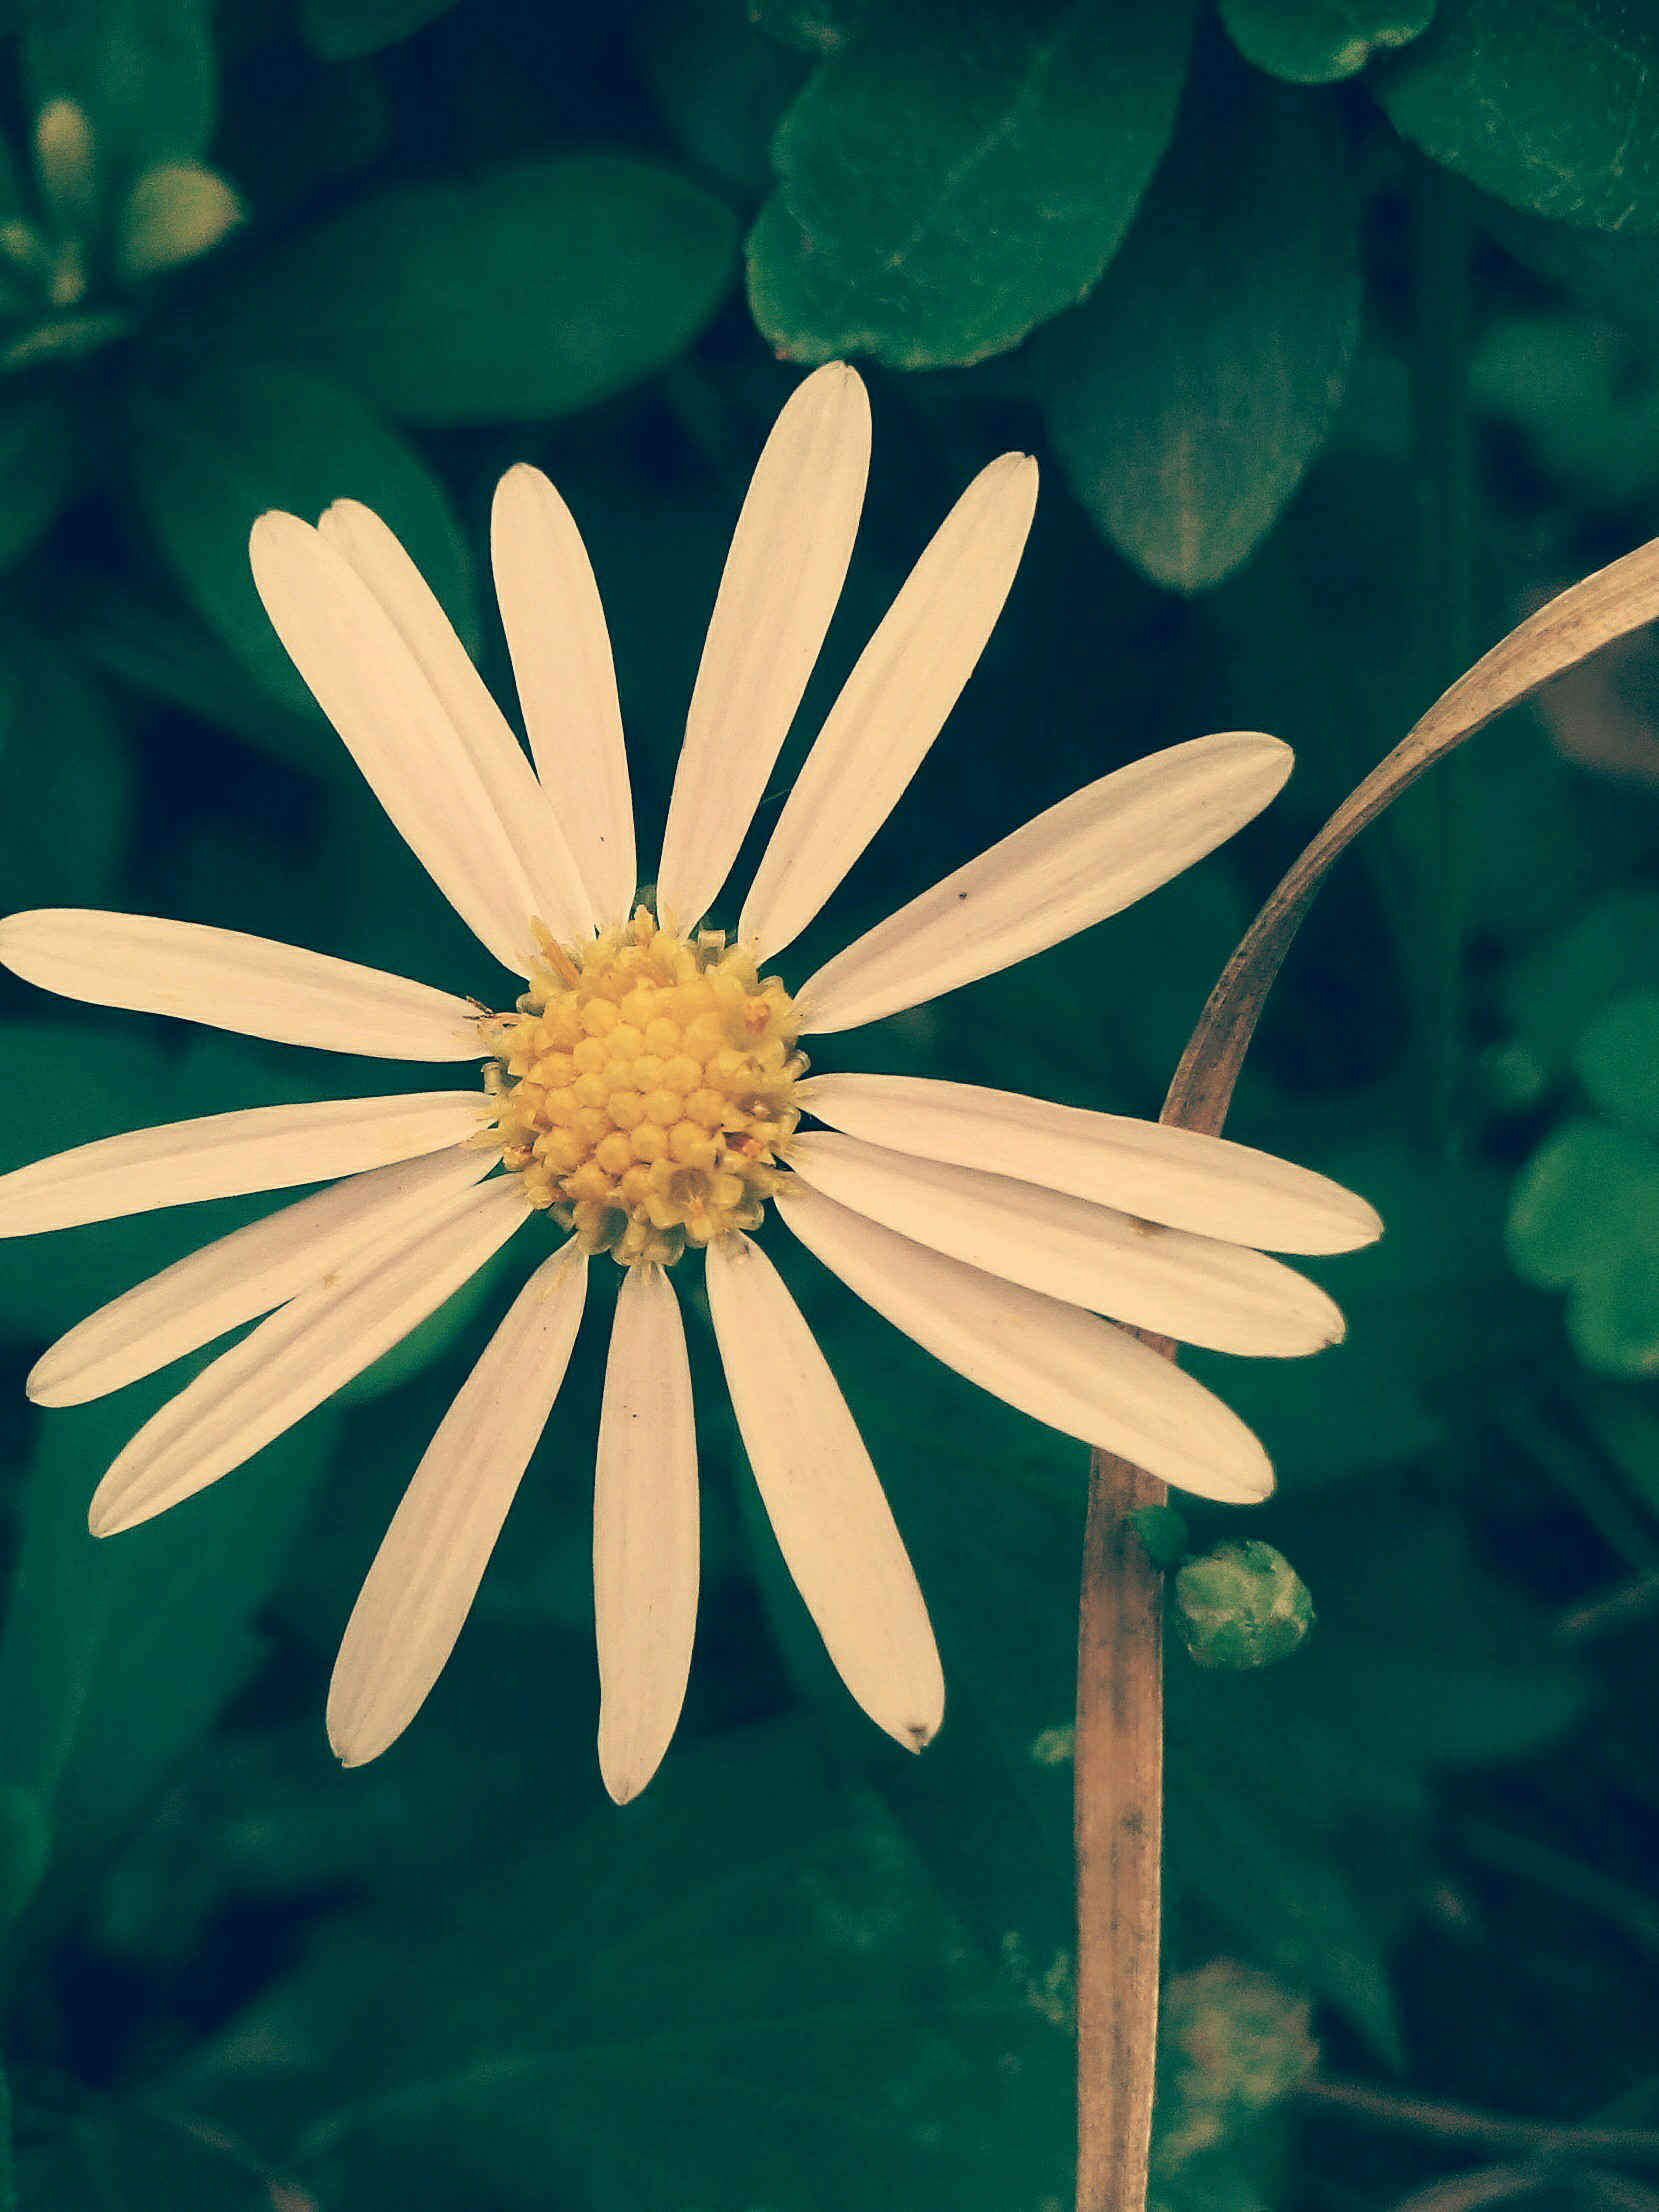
[0,365,1380,1802]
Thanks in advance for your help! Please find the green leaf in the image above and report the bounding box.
[1509,1116,1659,1377]
[0,1383,341,1921]
[746,0,1196,369]
[1219,0,1435,83]
[748,0,868,55]
[641,0,811,201]
[1507,1117,1659,1290]
[298,0,462,62]
[191,1728,1073,2210]
[18,0,215,181]
[1037,50,1357,591]
[1376,0,1659,235]
[122,356,475,705]
[1567,1242,1659,1377]
[1574,991,1659,1138]
[189,157,739,424]
[1487,199,1659,329]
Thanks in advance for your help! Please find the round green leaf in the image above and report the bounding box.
[1506,1116,1659,1289]
[189,157,739,425]
[1567,1241,1659,1377]
[1036,51,1358,591]
[1574,991,1659,1139]
[1377,0,1659,235]
[746,0,1196,369]
[1220,0,1435,83]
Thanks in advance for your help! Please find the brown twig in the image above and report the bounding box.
[1298,2079,1659,2165]
[1072,533,1659,2212]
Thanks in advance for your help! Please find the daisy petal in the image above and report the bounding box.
[90,1175,528,1537]
[788,1133,1343,1357]
[805,1073,1381,1255]
[320,498,595,942]
[250,511,556,973]
[740,452,1038,960]
[656,363,871,934]
[796,730,1294,1035]
[0,909,486,1060]
[706,1233,943,1749]
[328,1239,588,1767]
[0,1091,493,1239]
[776,1181,1274,1505]
[594,1263,699,1804]
[492,465,636,925]
[28,1146,492,1408]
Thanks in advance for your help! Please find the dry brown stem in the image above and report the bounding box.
[1073,535,1659,2212]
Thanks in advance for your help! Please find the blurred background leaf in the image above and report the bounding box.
[191,157,740,423]
[1035,39,1359,591]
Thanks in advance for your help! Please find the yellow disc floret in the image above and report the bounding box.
[484,907,807,1267]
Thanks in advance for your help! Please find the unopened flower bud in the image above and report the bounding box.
[34,99,98,229]
[1174,1540,1313,1670]
[118,161,243,280]
[1130,1503,1189,1571]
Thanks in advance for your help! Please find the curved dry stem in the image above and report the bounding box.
[1169,535,1659,1136]
[1073,534,1659,2212]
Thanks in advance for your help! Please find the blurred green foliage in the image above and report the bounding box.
[0,1,1647,2207]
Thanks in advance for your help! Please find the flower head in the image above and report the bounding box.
[0,364,1379,1800]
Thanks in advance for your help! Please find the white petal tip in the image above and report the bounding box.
[1241,730,1294,780]
[892,1709,942,1754]
[1348,1202,1385,1250]
[599,1751,657,1807]
[25,1352,61,1404]
[329,1732,384,1771]
[25,1368,79,1410]
[248,507,303,556]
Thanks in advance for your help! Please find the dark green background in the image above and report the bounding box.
[0,1,1652,2205]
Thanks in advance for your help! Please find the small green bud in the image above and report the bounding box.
[46,237,85,308]
[1130,1504,1190,1571]
[117,162,243,281]
[1174,1540,1314,1670]
[33,99,99,230]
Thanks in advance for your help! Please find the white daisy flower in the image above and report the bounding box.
[0,364,1379,1802]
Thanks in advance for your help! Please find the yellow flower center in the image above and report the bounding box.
[485,908,807,1267]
